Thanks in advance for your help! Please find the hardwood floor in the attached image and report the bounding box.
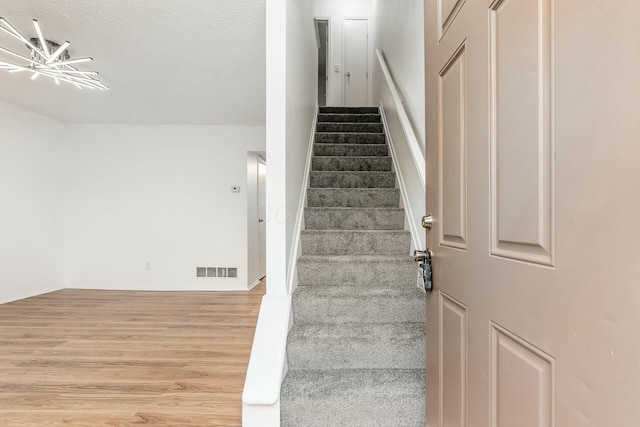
[0,280,266,426]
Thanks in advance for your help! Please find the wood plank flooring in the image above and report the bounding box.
[0,280,266,426]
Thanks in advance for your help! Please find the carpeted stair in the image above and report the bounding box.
[281,106,426,426]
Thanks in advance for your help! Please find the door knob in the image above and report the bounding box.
[422,214,433,230]
[414,249,433,262]
[346,72,351,77]
[258,219,264,223]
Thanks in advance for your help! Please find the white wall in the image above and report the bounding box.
[63,124,265,291]
[314,0,374,106]
[242,0,316,421]
[265,0,317,297]
[372,0,425,148]
[285,0,318,292]
[0,101,65,303]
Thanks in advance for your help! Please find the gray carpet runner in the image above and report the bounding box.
[281,106,426,426]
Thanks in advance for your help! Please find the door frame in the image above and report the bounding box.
[342,16,371,106]
[314,17,331,106]
[257,156,267,280]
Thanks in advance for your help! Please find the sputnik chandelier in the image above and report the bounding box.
[0,17,108,90]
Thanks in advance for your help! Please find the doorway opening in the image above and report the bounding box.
[246,152,266,289]
[316,19,329,106]
[257,158,266,280]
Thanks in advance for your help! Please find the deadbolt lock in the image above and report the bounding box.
[422,214,433,230]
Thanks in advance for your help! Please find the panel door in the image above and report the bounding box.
[344,18,369,106]
[424,0,640,426]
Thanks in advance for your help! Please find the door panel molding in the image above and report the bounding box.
[440,291,468,427]
[489,0,555,266]
[491,322,555,427]
[438,40,468,250]
[438,0,466,41]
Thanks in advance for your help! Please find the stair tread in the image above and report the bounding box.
[318,114,381,122]
[315,133,386,144]
[312,162,392,172]
[318,114,380,116]
[317,121,383,125]
[302,229,409,234]
[287,322,424,370]
[294,284,422,295]
[319,106,379,113]
[292,285,424,324]
[298,254,413,261]
[307,187,398,191]
[281,369,425,427]
[289,321,424,337]
[315,142,387,147]
[310,170,393,172]
[312,155,389,159]
[316,132,384,135]
[310,170,395,188]
[306,206,403,211]
[317,123,384,133]
[314,144,389,156]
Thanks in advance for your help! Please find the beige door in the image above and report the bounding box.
[424,1,640,426]
[344,18,369,106]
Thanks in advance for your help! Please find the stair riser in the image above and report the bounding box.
[312,157,392,172]
[287,324,425,370]
[293,291,424,324]
[313,144,388,157]
[315,133,386,144]
[305,208,404,230]
[301,231,409,255]
[297,258,415,286]
[310,171,395,188]
[319,106,379,114]
[318,114,381,123]
[307,188,400,208]
[317,123,383,133]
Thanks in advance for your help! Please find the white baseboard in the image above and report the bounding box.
[248,279,263,290]
[286,104,319,295]
[0,286,62,305]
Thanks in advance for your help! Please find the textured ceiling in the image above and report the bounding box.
[0,0,266,125]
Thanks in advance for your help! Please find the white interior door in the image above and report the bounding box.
[258,160,267,279]
[424,0,640,426]
[344,18,369,106]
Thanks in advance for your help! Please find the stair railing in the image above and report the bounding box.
[376,49,426,251]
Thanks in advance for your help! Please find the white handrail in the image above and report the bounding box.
[376,49,426,189]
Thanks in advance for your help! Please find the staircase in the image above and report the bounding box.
[280,107,426,426]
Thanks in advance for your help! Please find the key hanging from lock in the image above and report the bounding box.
[414,249,434,292]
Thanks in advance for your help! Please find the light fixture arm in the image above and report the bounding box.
[0,17,107,90]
